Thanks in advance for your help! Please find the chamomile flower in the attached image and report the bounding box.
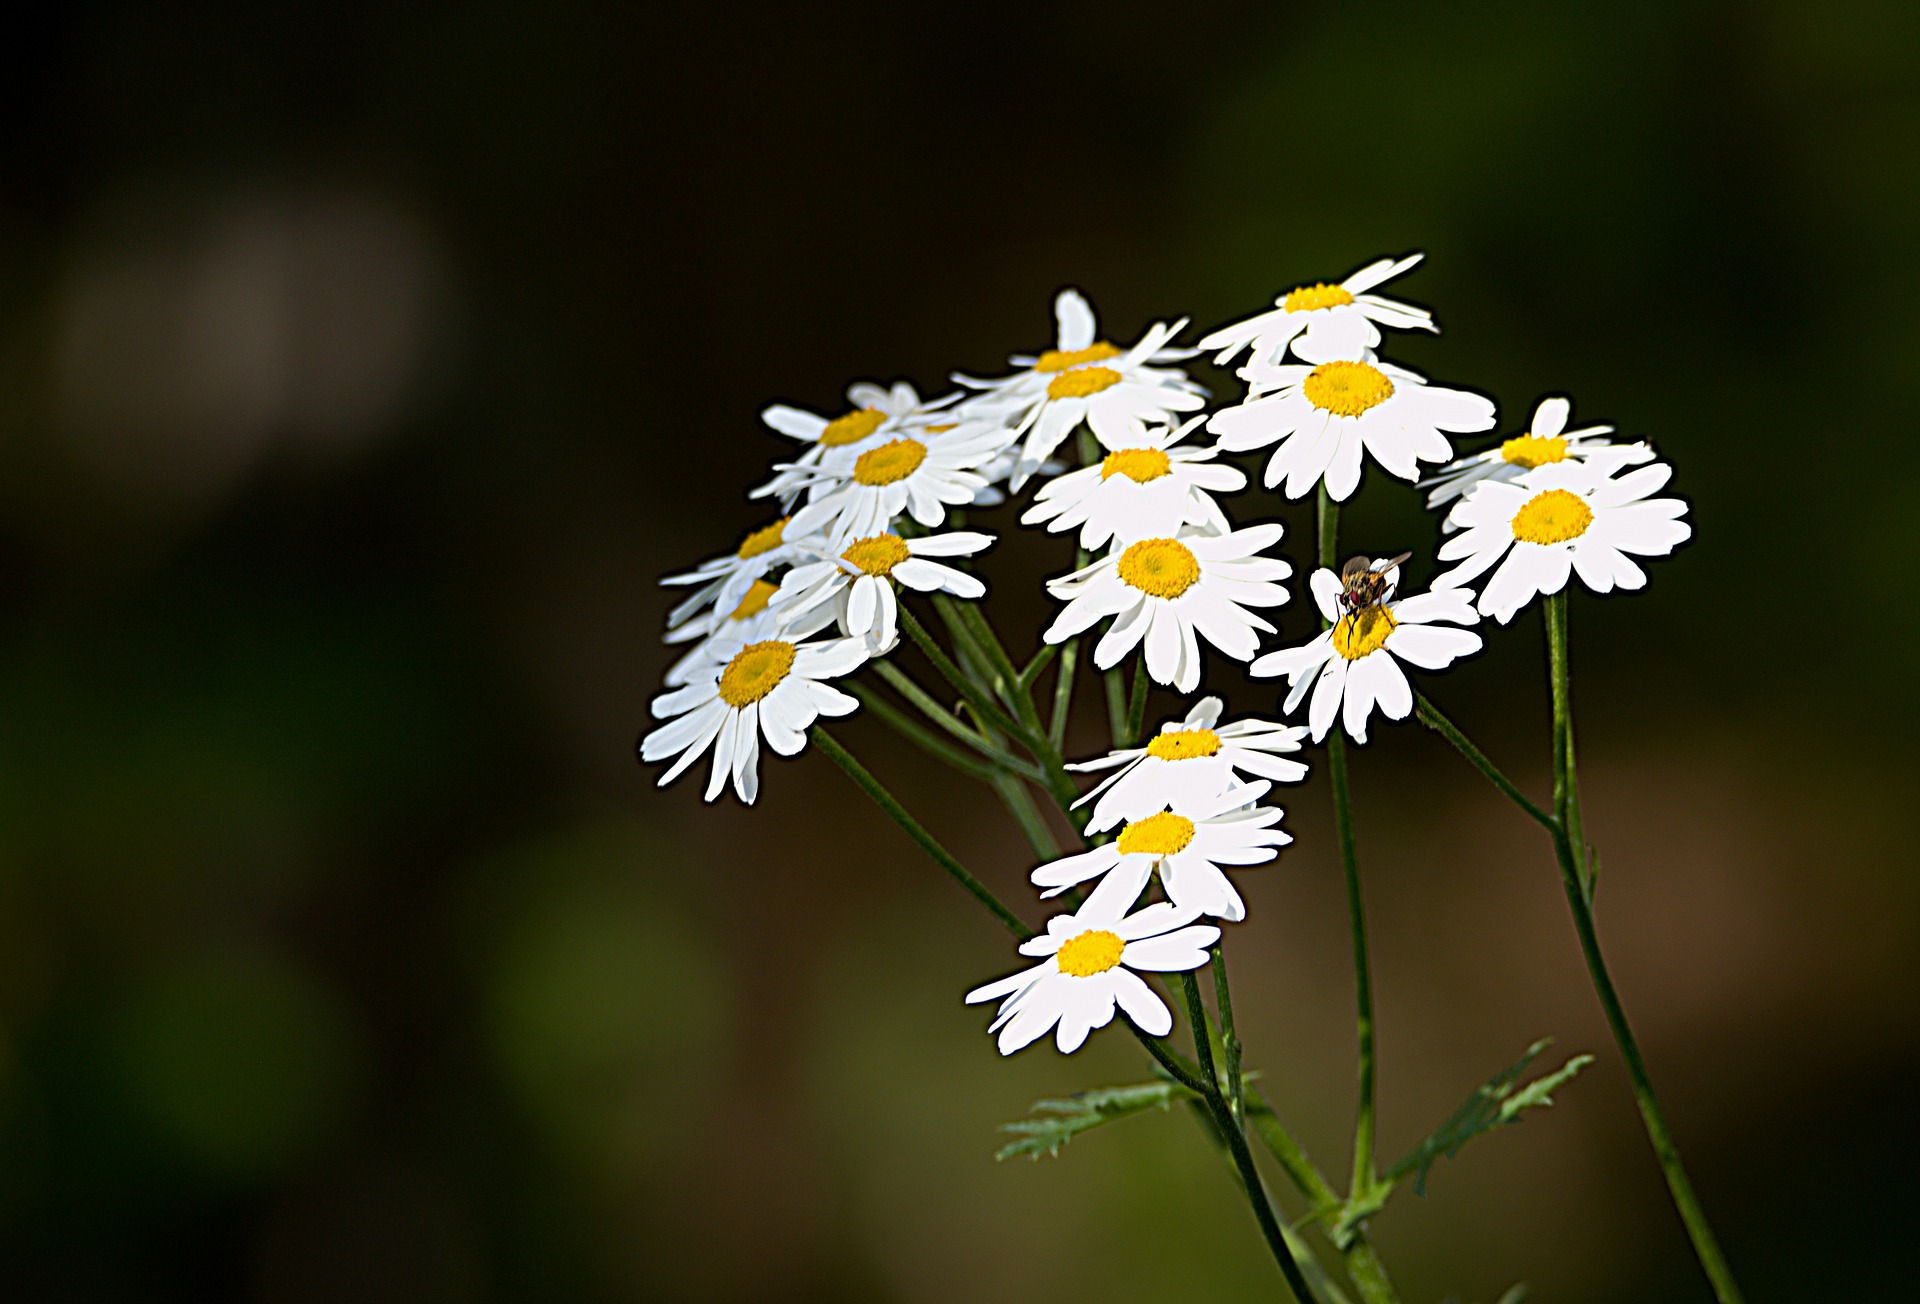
[664,580,822,686]
[780,423,1016,544]
[640,633,867,803]
[964,870,1218,1055]
[1031,781,1288,922]
[1199,252,1435,368]
[1250,562,1481,744]
[1208,347,1496,502]
[769,530,994,652]
[1067,696,1309,833]
[1043,524,1291,692]
[1020,416,1244,549]
[1420,396,1651,515]
[752,381,958,506]
[660,516,808,632]
[1433,456,1691,624]
[956,289,1204,488]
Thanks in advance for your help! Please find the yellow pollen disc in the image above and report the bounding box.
[717,639,795,708]
[1282,282,1356,313]
[1100,447,1173,483]
[736,517,789,560]
[1302,360,1395,417]
[1116,811,1197,857]
[1500,434,1570,469]
[1033,341,1123,373]
[1146,727,1222,761]
[1046,365,1122,400]
[1331,607,1397,661]
[1055,928,1126,978]
[840,533,911,577]
[818,408,888,447]
[728,579,778,621]
[1511,488,1594,545]
[924,423,957,435]
[1117,537,1201,599]
[852,437,928,486]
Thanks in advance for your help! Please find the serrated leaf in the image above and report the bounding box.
[994,1080,1197,1161]
[1385,1039,1593,1196]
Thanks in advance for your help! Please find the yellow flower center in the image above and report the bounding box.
[1034,341,1123,373]
[840,533,912,577]
[1282,282,1356,313]
[1100,447,1173,483]
[1116,811,1197,857]
[727,579,778,621]
[1055,928,1126,977]
[736,517,789,560]
[818,408,888,447]
[717,639,796,708]
[1302,360,1395,417]
[1511,488,1594,545]
[1331,607,1397,660]
[1046,366,1122,400]
[1500,434,1570,469]
[1146,727,1222,761]
[1116,537,1201,599]
[852,437,928,486]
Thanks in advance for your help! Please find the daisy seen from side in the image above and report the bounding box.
[753,381,957,507]
[660,516,808,634]
[1020,416,1245,549]
[1420,395,1651,515]
[1250,559,1482,744]
[1198,252,1435,369]
[1067,695,1309,833]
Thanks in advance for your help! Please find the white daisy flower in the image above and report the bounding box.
[1198,252,1436,369]
[1420,396,1652,515]
[1433,456,1691,625]
[768,529,993,652]
[963,870,1219,1055]
[1043,524,1291,692]
[640,633,868,803]
[1030,781,1289,922]
[752,381,958,507]
[1249,561,1482,744]
[1067,695,1309,834]
[955,289,1204,488]
[1019,416,1245,549]
[659,516,808,633]
[779,423,1016,544]
[1208,346,1496,502]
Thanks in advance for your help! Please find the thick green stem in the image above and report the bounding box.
[1544,593,1745,1304]
[1211,944,1245,1128]
[1181,970,1316,1303]
[1048,637,1079,751]
[1124,653,1150,747]
[811,726,1030,937]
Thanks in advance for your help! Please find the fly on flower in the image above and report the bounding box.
[1421,396,1651,517]
[1199,252,1436,369]
[1067,696,1309,833]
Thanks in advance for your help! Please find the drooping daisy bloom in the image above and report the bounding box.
[964,870,1219,1055]
[640,633,868,803]
[1067,695,1309,833]
[1249,561,1482,744]
[769,530,993,652]
[955,289,1204,488]
[1030,781,1288,922]
[1043,524,1291,692]
[780,423,1016,543]
[1420,396,1651,515]
[1208,346,1497,501]
[1433,456,1691,624]
[1020,416,1244,549]
[1198,252,1435,369]
[659,516,808,633]
[752,381,958,507]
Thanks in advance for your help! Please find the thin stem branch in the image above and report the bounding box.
[1544,593,1745,1304]
[1124,653,1150,747]
[810,726,1030,937]
[1048,637,1079,751]
[869,660,1044,781]
[897,604,1031,744]
[991,771,1060,861]
[1211,944,1245,1128]
[1103,667,1128,746]
[843,681,1005,785]
[1412,690,1556,831]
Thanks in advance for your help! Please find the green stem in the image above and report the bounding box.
[810,726,1030,938]
[1124,653,1150,747]
[991,771,1060,861]
[897,604,1031,745]
[1048,636,1079,751]
[868,661,1043,781]
[1211,944,1245,1128]
[1181,970,1316,1303]
[1017,641,1058,693]
[1103,667,1128,746]
[1412,691,1555,831]
[843,681,1006,785]
[1544,593,1745,1304]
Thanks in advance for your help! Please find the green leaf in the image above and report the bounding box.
[994,1080,1198,1161]
[1386,1039,1593,1196]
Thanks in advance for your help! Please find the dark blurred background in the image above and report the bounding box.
[1,1,1915,1300]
